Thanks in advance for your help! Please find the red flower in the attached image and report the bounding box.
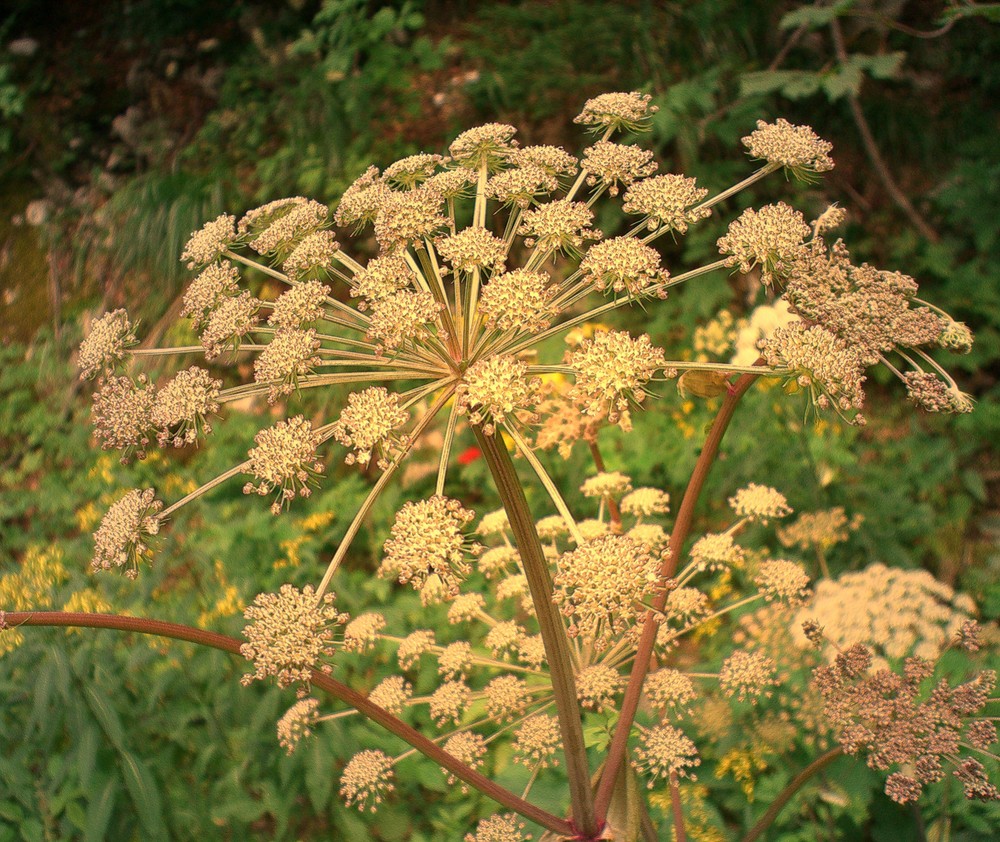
[457,446,481,465]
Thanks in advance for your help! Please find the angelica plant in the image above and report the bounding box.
[7,91,994,840]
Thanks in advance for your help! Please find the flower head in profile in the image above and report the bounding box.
[743,118,834,179]
[78,310,138,380]
[717,202,811,286]
[91,488,163,579]
[181,213,236,269]
[574,91,658,133]
[340,749,395,813]
[243,416,325,514]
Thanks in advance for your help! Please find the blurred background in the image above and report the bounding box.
[1,1,999,839]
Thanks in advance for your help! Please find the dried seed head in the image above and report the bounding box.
[151,366,222,447]
[742,118,834,177]
[486,165,559,208]
[382,153,446,189]
[78,309,138,380]
[340,749,395,813]
[332,387,409,469]
[437,227,507,273]
[351,254,415,306]
[574,91,658,133]
[567,330,666,429]
[375,187,448,251]
[728,483,792,523]
[91,375,155,460]
[478,269,558,333]
[577,664,624,710]
[580,236,668,298]
[281,230,338,280]
[717,202,811,286]
[335,166,392,230]
[181,261,241,328]
[622,173,711,233]
[459,355,541,434]
[267,280,331,328]
[92,488,163,578]
[200,291,261,359]
[277,697,320,754]
[343,612,386,653]
[240,583,347,692]
[366,290,441,352]
[243,415,325,514]
[448,123,518,169]
[513,715,561,768]
[902,371,973,414]
[720,650,778,703]
[580,471,633,499]
[369,675,412,715]
[253,328,321,402]
[632,725,700,785]
[181,213,236,269]
[581,141,657,195]
[381,496,477,596]
[517,199,602,255]
[621,487,670,518]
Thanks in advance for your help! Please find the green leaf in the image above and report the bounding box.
[81,686,126,753]
[780,0,856,30]
[304,737,333,812]
[119,751,167,840]
[84,778,117,842]
[740,70,822,100]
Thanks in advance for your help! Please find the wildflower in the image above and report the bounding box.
[249,200,328,255]
[535,515,569,541]
[622,173,711,233]
[512,144,578,177]
[513,715,561,767]
[665,587,710,624]
[645,668,697,716]
[253,328,321,402]
[335,166,391,230]
[628,523,669,549]
[580,471,633,499]
[91,375,155,460]
[478,546,519,579]
[621,487,670,518]
[351,254,415,307]
[430,680,472,726]
[487,165,559,209]
[689,532,743,572]
[383,153,446,189]
[742,118,834,178]
[369,675,413,715]
[438,641,475,679]
[180,262,240,327]
[554,534,659,644]
[567,330,666,428]
[91,488,163,578]
[240,583,347,693]
[78,309,138,380]
[485,620,524,659]
[374,187,448,251]
[517,635,546,670]
[277,698,320,754]
[574,91,658,133]
[459,355,541,434]
[632,725,700,785]
[396,629,435,669]
[200,291,261,359]
[577,519,609,542]
[517,200,602,255]
[151,366,221,447]
[239,197,311,235]
[477,508,510,537]
[243,416,325,514]
[448,592,487,624]
[448,123,518,170]
[465,813,531,842]
[282,230,338,279]
[343,612,386,653]
[181,213,236,268]
[580,236,668,298]
[340,749,395,812]
[754,560,810,604]
[437,227,507,273]
[478,269,557,333]
[719,651,778,702]
[582,141,657,196]
[728,483,792,523]
[577,664,624,710]
[778,507,854,552]
[939,319,974,354]
[381,496,477,596]
[331,387,409,469]
[366,290,441,352]
[485,675,530,722]
[717,202,810,286]
[443,732,487,791]
[424,167,476,198]
[268,280,331,327]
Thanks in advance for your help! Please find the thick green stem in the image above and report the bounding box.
[594,371,760,821]
[6,611,574,837]
[741,747,844,842]
[473,428,598,839]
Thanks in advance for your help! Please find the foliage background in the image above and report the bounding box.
[1,1,999,839]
